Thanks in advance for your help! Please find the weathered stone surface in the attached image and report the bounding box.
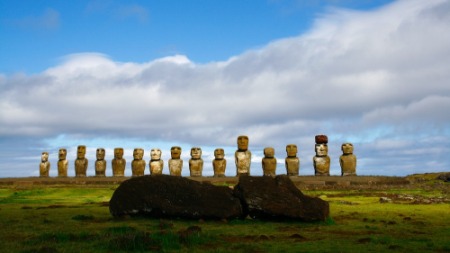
[149,148,164,175]
[169,146,183,176]
[213,148,226,177]
[74,145,88,177]
[112,148,126,177]
[235,135,251,176]
[95,148,106,177]
[233,175,329,221]
[39,152,50,177]
[189,147,203,177]
[57,148,68,177]
[131,148,146,177]
[340,143,357,176]
[285,144,300,176]
[313,144,330,176]
[262,147,276,177]
[109,175,243,219]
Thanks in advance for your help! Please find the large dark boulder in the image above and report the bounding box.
[233,175,329,221]
[109,175,243,219]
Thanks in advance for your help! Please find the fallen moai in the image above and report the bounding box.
[234,175,330,221]
[109,174,243,220]
[109,175,329,221]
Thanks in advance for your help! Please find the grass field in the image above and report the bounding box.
[0,175,449,253]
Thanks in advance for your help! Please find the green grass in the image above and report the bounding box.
[0,183,449,252]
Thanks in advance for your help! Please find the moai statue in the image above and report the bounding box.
[95,148,106,177]
[39,152,50,177]
[340,143,357,176]
[168,146,183,176]
[213,148,226,177]
[189,147,203,177]
[149,148,164,175]
[112,148,126,177]
[313,135,330,176]
[285,144,300,176]
[131,148,146,177]
[262,147,277,177]
[74,145,88,177]
[235,135,251,176]
[57,148,68,177]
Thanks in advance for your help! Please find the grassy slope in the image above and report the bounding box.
[0,179,449,253]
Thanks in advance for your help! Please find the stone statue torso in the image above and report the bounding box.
[39,162,50,177]
[285,157,299,176]
[313,156,330,176]
[169,159,183,176]
[235,150,251,176]
[57,160,68,177]
[112,159,126,176]
[340,154,357,176]
[75,159,88,177]
[150,160,164,175]
[132,160,146,177]
[95,160,107,176]
[262,157,277,177]
[213,159,226,177]
[189,159,203,177]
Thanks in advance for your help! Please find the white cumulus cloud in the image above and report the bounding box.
[1,0,449,177]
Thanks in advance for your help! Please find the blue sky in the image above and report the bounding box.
[1,0,449,178]
[1,0,392,74]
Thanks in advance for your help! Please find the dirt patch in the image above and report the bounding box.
[36,205,67,209]
[222,233,313,244]
[377,194,450,204]
[357,237,371,244]
[326,191,450,204]
[98,201,109,207]
[289,233,308,242]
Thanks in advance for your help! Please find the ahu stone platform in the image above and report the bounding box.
[0,176,411,189]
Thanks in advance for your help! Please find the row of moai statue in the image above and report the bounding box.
[39,135,356,177]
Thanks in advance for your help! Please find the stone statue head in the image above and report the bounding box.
[58,148,67,160]
[286,144,297,157]
[341,143,354,155]
[315,144,328,157]
[214,148,225,160]
[171,146,182,159]
[138,148,144,160]
[133,148,140,160]
[96,148,105,160]
[77,145,86,159]
[237,135,249,151]
[114,148,124,159]
[264,147,275,158]
[150,148,162,160]
[41,152,49,162]
[190,147,202,159]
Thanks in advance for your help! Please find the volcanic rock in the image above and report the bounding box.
[437,173,450,182]
[109,175,243,219]
[233,175,329,221]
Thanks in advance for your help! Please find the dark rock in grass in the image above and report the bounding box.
[437,172,450,182]
[36,246,59,253]
[233,175,329,221]
[109,175,243,219]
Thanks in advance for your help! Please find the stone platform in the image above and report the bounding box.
[0,175,411,189]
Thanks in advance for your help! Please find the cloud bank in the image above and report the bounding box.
[1,0,449,177]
